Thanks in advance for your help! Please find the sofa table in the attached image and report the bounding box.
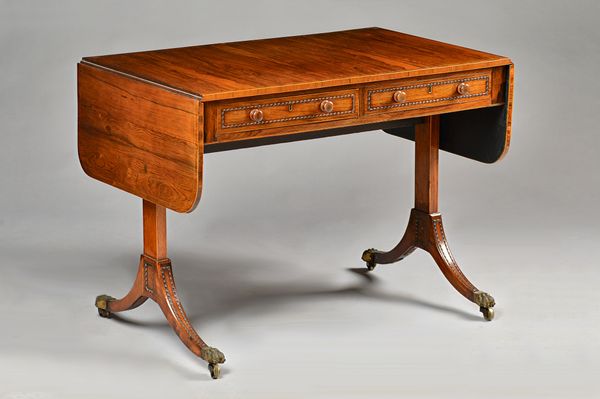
[78,27,514,379]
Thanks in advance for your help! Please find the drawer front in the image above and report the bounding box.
[213,89,358,140]
[366,70,491,113]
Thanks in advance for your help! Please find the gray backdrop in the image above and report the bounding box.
[1,1,599,398]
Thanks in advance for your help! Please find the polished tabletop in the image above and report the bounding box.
[83,27,511,101]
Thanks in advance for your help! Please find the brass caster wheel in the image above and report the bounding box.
[480,306,494,321]
[97,308,113,319]
[362,248,377,271]
[208,363,221,379]
[95,294,115,319]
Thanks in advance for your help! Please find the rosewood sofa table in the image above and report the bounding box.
[78,27,513,379]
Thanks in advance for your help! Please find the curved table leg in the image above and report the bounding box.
[94,256,148,317]
[423,211,496,321]
[361,211,418,270]
[362,209,495,320]
[94,201,226,379]
[362,116,496,320]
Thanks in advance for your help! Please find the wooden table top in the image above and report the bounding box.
[82,27,511,101]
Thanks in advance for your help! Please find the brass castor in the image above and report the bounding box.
[95,294,115,319]
[480,307,494,321]
[362,248,377,271]
[208,363,221,379]
[97,308,113,318]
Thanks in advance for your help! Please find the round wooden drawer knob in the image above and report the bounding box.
[249,108,264,122]
[320,100,334,113]
[393,90,407,103]
[457,82,470,95]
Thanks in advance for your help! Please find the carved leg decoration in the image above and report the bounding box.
[95,201,226,379]
[362,116,496,320]
[426,212,495,320]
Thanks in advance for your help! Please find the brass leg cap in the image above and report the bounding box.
[200,346,226,364]
[362,248,378,271]
[208,363,221,379]
[473,291,495,308]
[95,295,115,318]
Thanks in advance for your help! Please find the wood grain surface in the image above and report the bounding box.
[77,63,203,213]
[82,27,511,101]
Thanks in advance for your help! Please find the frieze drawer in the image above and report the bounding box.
[209,89,359,142]
[366,70,492,114]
